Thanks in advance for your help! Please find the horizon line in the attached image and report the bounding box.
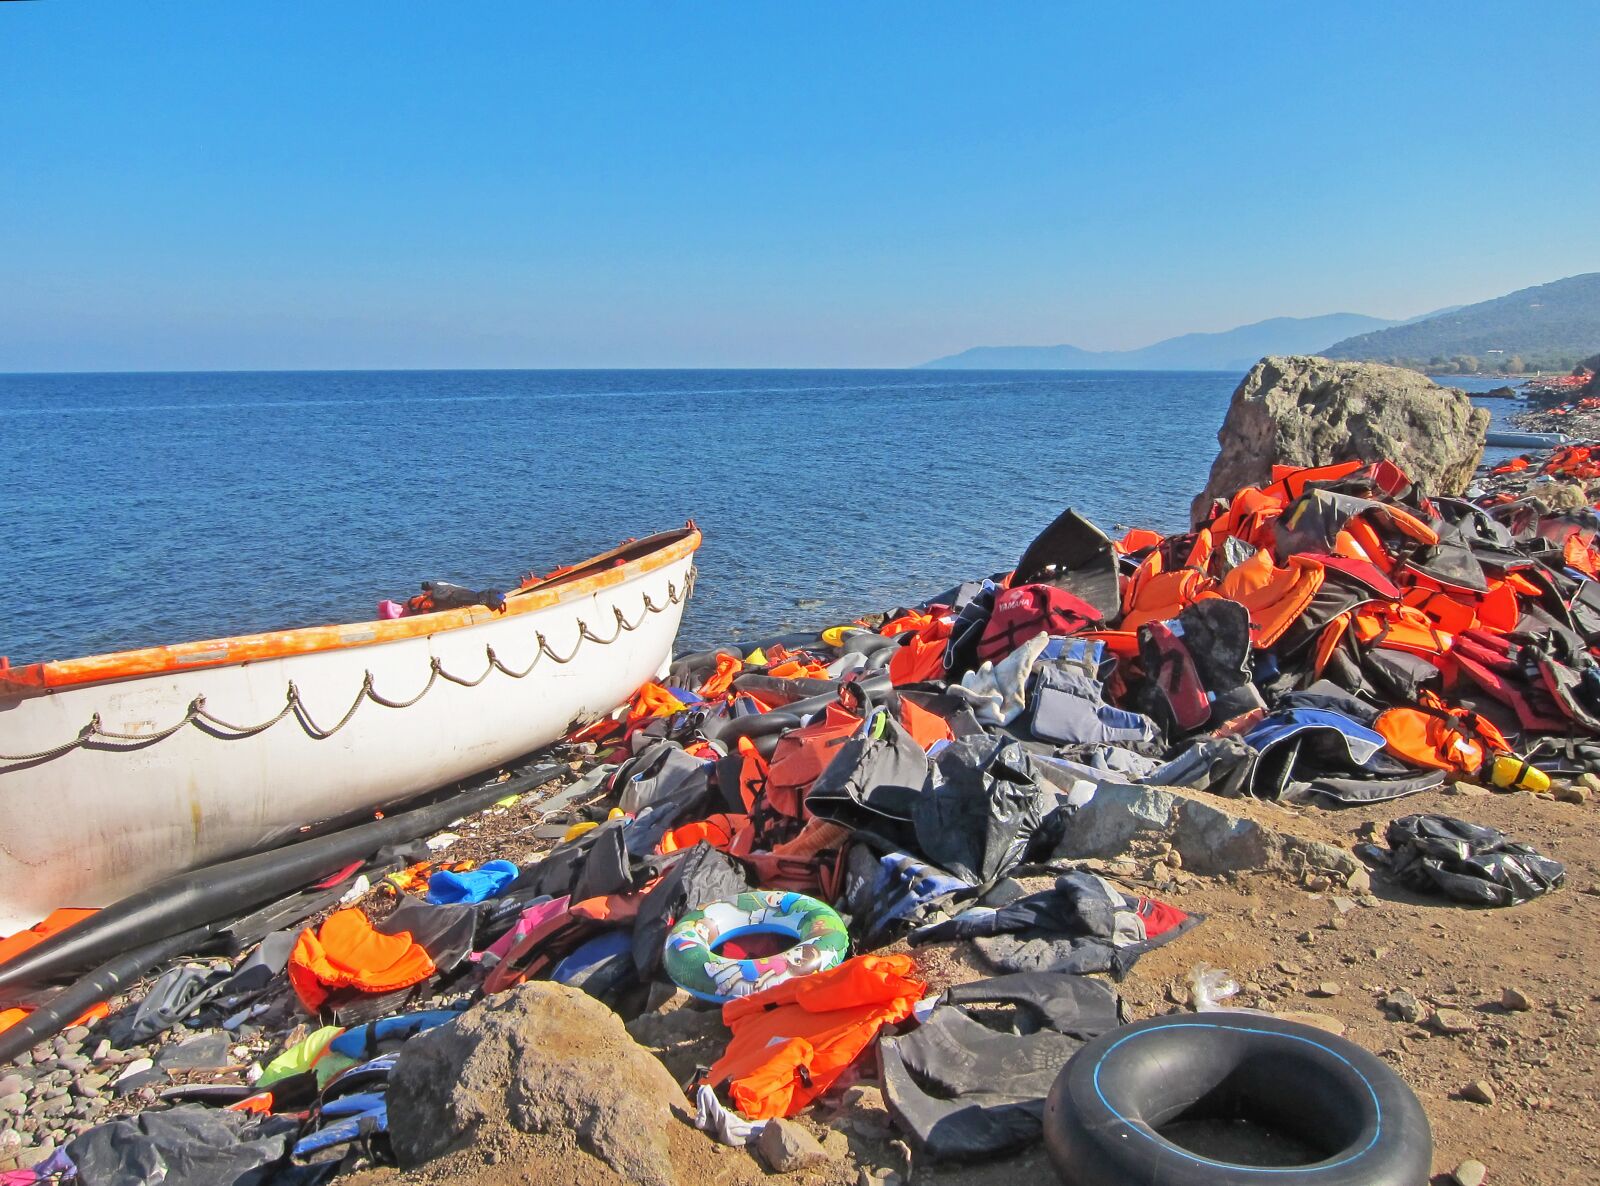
[0,364,1253,378]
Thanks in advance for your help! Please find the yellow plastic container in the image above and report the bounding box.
[1489,755,1551,793]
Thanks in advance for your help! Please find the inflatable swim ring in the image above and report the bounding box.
[663,890,849,1003]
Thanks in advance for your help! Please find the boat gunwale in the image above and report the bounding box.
[1,525,701,701]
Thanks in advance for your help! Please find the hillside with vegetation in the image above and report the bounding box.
[1322,273,1600,374]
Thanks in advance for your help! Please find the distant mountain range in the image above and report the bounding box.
[920,271,1600,374]
[921,312,1435,372]
[1322,273,1600,372]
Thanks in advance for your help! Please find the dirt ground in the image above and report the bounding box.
[849,776,1600,1186]
[1115,783,1600,1186]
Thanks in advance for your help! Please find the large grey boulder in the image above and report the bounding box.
[1192,356,1489,524]
[386,981,689,1185]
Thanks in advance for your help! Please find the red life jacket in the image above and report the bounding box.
[975,584,1101,664]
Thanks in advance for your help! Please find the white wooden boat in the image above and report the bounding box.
[0,526,700,932]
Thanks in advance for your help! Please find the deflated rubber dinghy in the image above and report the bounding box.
[1042,1012,1432,1186]
[1013,507,1122,621]
[0,526,699,931]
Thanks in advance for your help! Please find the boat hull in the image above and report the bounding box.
[0,533,697,932]
[1484,430,1572,448]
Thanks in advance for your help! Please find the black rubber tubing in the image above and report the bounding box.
[0,762,566,993]
[839,631,902,659]
[730,674,840,704]
[698,710,803,745]
[666,648,741,683]
[1042,1012,1431,1186]
[0,924,214,1066]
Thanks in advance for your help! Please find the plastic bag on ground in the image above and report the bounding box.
[1381,814,1565,906]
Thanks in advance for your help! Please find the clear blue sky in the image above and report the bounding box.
[3,2,1595,370]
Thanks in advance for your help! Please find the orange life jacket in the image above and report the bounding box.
[881,610,938,637]
[0,1001,108,1039]
[696,653,743,698]
[1120,566,1212,632]
[625,683,688,733]
[1351,604,1454,660]
[1367,503,1440,548]
[1343,516,1397,573]
[1375,691,1510,776]
[709,953,925,1119]
[1206,486,1286,541]
[1475,581,1521,634]
[885,614,952,686]
[0,907,97,966]
[0,906,109,1035]
[1115,527,1165,555]
[288,908,437,1013]
[1400,585,1477,636]
[898,696,956,750]
[570,886,654,923]
[1264,460,1365,503]
[656,813,749,854]
[1565,534,1600,579]
[767,657,831,680]
[1312,611,1354,678]
[1216,552,1325,647]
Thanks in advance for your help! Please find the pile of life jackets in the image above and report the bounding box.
[23,454,1594,1180]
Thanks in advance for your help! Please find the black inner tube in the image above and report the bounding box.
[1098,1028,1369,1164]
[1044,1014,1432,1186]
[1140,1049,1362,1164]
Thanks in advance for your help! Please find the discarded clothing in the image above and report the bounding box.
[806,708,931,844]
[948,631,1050,726]
[426,859,519,905]
[912,736,1055,886]
[695,1082,768,1147]
[910,872,1198,979]
[551,929,639,1006]
[1027,662,1162,750]
[840,847,974,945]
[1241,708,1398,800]
[108,961,228,1046]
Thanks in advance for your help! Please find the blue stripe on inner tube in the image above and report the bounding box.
[1090,1021,1382,1173]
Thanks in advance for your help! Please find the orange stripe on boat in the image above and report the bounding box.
[0,527,701,701]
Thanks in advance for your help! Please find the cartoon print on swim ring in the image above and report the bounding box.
[663,889,850,1002]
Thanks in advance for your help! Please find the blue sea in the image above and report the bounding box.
[0,370,1522,664]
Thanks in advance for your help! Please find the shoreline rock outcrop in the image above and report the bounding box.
[1191,355,1489,524]
[386,981,695,1186]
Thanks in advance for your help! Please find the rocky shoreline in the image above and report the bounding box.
[6,356,1600,1186]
